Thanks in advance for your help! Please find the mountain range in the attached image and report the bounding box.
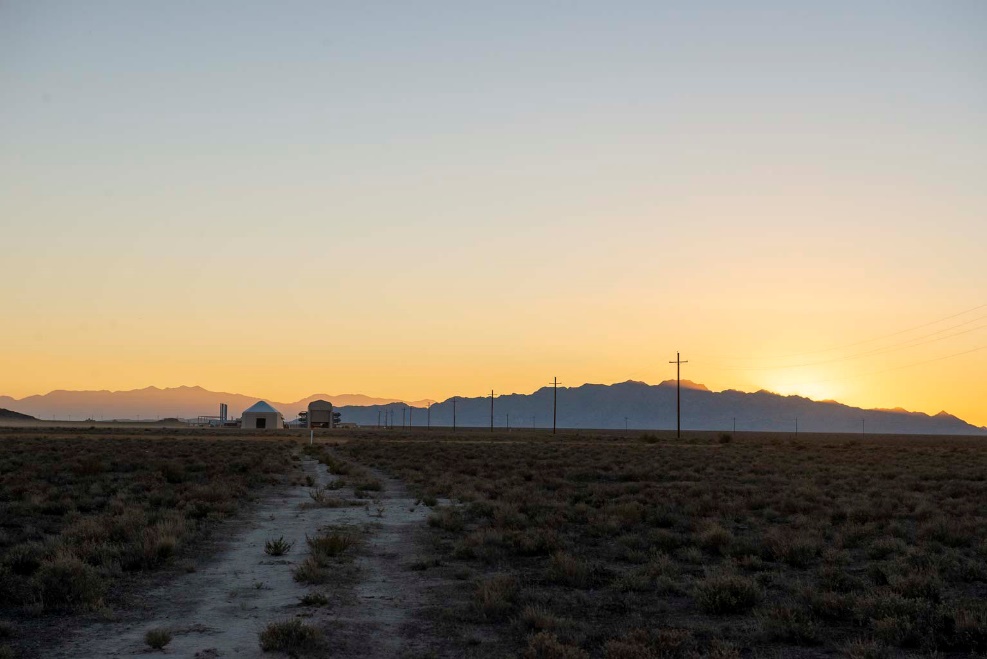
[342,380,984,435]
[0,386,432,422]
[0,382,982,435]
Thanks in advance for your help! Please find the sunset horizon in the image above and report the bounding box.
[4,4,984,431]
[1,368,982,419]
[3,4,986,656]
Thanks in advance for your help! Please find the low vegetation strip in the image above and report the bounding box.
[293,526,362,585]
[0,434,297,645]
[301,444,384,496]
[337,431,987,657]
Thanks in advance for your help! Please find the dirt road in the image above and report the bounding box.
[49,453,448,658]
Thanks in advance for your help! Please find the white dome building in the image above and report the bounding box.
[241,401,283,430]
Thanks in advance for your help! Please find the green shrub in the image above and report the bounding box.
[4,543,47,577]
[952,601,987,653]
[546,552,590,588]
[693,574,761,614]
[299,592,329,607]
[428,508,465,532]
[842,639,893,659]
[518,605,563,632]
[352,475,384,491]
[760,602,822,645]
[32,553,106,611]
[264,536,294,556]
[145,627,172,650]
[307,530,357,560]
[522,631,589,658]
[293,557,328,585]
[473,575,518,620]
[765,530,820,568]
[603,629,653,659]
[697,522,733,554]
[258,619,324,654]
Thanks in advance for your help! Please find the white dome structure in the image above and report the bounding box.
[241,401,283,430]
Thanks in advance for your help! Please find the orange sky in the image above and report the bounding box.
[1,3,985,426]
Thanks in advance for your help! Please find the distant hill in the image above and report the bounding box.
[0,408,36,421]
[0,386,434,422]
[0,382,981,435]
[337,380,985,436]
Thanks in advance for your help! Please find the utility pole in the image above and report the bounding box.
[506,413,510,430]
[427,402,431,429]
[402,406,406,429]
[733,417,736,433]
[668,352,688,439]
[409,405,413,428]
[862,418,865,436]
[377,410,381,428]
[795,417,799,437]
[550,377,560,434]
[624,416,629,431]
[453,397,457,431]
[490,390,494,432]
[531,415,536,429]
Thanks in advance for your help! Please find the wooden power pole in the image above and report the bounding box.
[668,352,688,438]
[549,377,561,434]
[490,390,494,432]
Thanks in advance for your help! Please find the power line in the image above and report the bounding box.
[867,344,986,376]
[770,345,986,392]
[707,303,987,367]
[707,315,987,372]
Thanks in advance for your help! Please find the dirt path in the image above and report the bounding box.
[48,453,448,658]
[310,460,456,658]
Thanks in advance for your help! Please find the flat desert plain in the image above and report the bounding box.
[1,427,986,658]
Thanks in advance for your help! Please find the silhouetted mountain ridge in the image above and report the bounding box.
[0,387,433,421]
[340,381,983,435]
[0,409,36,421]
[0,383,981,434]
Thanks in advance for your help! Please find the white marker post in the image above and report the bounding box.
[310,429,313,445]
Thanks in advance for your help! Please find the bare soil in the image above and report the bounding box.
[44,453,455,658]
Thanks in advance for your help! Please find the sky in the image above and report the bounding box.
[1,1,985,425]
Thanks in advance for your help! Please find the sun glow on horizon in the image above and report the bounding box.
[1,3,985,426]
[756,377,844,404]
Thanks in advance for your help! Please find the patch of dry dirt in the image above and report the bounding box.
[46,454,454,658]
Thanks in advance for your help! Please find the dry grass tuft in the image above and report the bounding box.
[258,619,324,654]
[473,574,518,620]
[144,627,171,650]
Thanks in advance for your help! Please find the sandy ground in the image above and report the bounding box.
[47,453,448,658]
